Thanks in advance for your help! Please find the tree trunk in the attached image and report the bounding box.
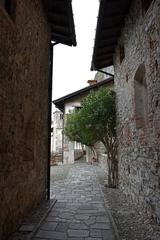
[90,145,98,163]
[102,138,118,188]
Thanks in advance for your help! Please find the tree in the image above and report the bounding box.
[64,109,98,156]
[65,88,118,187]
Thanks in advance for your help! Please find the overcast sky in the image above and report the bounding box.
[52,0,99,102]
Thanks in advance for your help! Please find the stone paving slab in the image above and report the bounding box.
[8,199,56,240]
[32,162,118,240]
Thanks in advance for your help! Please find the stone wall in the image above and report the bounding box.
[86,142,108,175]
[86,146,92,163]
[96,142,108,174]
[74,150,83,161]
[0,1,50,239]
[99,153,108,169]
[114,0,160,223]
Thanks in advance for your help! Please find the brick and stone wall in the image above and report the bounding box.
[0,1,51,239]
[114,0,160,223]
[96,142,108,173]
[86,142,108,174]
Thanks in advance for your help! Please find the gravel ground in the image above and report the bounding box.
[96,167,160,240]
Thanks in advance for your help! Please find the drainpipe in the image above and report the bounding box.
[61,113,65,164]
[47,42,58,200]
[97,69,114,78]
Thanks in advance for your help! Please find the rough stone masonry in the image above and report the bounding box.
[0,1,50,239]
[114,0,160,223]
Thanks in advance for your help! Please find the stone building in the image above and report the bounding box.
[53,78,114,165]
[92,0,160,223]
[0,1,76,239]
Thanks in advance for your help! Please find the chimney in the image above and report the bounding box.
[87,80,97,86]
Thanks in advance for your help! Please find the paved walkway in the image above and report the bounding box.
[32,162,117,240]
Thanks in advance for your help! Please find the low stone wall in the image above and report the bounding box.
[74,149,84,160]
[86,147,92,163]
[51,153,63,165]
[98,153,108,174]
[86,144,109,181]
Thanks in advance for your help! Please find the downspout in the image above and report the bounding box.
[62,113,64,164]
[97,69,114,78]
[47,42,58,200]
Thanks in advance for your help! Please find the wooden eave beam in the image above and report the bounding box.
[95,53,114,62]
[98,37,117,47]
[47,12,68,26]
[93,60,113,70]
[51,32,72,41]
[96,46,115,55]
[94,56,113,64]
[50,24,70,35]
[100,27,122,38]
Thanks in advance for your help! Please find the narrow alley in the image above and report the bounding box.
[32,161,117,240]
[1,1,160,239]
[8,159,160,240]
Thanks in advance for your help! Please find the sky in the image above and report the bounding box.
[52,0,99,102]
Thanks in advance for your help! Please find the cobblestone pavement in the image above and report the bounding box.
[32,162,117,240]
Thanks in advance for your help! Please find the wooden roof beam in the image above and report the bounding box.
[95,53,114,62]
[50,24,70,35]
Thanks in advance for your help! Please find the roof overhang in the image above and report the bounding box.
[43,0,76,47]
[91,0,132,70]
[53,77,114,112]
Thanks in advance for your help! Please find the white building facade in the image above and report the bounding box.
[51,111,63,154]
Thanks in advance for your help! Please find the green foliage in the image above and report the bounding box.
[64,109,96,146]
[64,110,82,143]
[65,88,116,147]
[65,87,118,187]
[80,88,116,142]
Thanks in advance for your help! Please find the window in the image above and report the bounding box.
[60,114,63,120]
[142,0,153,14]
[134,63,148,129]
[75,106,81,111]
